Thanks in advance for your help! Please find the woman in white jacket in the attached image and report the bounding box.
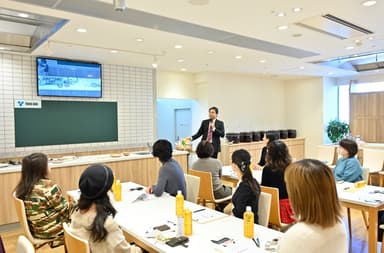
[278,159,348,253]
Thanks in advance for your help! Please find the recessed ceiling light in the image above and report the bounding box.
[207,50,214,54]
[76,28,87,33]
[277,25,288,30]
[110,50,118,53]
[292,7,302,12]
[152,63,158,69]
[135,38,144,42]
[276,12,286,17]
[328,72,334,75]
[177,59,185,63]
[299,66,305,70]
[259,59,266,63]
[362,0,377,6]
[18,13,29,18]
[345,46,355,50]
[235,55,242,59]
[174,44,183,49]
[353,54,359,57]
[368,36,374,40]
[180,68,187,72]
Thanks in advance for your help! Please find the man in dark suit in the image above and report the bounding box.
[188,106,225,159]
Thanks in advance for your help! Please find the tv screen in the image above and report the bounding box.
[36,57,102,98]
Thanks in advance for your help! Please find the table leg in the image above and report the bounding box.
[368,207,378,253]
[347,207,352,249]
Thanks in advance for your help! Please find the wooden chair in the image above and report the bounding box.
[184,173,200,203]
[16,235,35,253]
[188,169,232,208]
[362,148,384,185]
[63,223,90,253]
[317,145,337,165]
[258,192,272,227]
[12,192,57,249]
[260,186,291,232]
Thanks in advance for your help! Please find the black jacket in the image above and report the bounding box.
[232,180,260,224]
[192,119,225,152]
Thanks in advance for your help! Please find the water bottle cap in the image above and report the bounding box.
[177,190,182,195]
[246,206,252,212]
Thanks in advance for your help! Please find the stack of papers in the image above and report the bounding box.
[192,208,227,224]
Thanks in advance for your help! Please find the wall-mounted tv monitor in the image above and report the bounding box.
[36,57,102,98]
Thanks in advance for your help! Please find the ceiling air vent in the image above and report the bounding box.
[296,14,373,40]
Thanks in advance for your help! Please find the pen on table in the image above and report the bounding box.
[167,220,176,226]
[252,237,260,247]
[193,208,205,213]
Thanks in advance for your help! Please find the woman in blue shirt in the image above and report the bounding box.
[333,138,363,183]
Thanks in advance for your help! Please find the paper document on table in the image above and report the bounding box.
[192,208,228,224]
[214,238,255,253]
[359,192,384,203]
[125,190,148,203]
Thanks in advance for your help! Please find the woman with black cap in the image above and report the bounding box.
[70,164,142,253]
[224,149,260,224]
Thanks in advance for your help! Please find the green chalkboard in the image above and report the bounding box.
[14,100,118,147]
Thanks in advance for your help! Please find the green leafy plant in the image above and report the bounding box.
[326,120,350,143]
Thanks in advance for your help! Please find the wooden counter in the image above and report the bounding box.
[219,138,305,165]
[0,151,189,225]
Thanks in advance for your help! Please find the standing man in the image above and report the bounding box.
[188,106,225,159]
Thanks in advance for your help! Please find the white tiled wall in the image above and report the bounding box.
[0,53,155,158]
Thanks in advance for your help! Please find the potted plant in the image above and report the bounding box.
[326,120,350,143]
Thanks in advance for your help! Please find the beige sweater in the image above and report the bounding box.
[70,210,141,253]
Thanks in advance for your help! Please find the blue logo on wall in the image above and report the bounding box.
[17,101,24,107]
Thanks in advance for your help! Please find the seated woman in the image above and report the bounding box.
[192,141,232,199]
[333,138,363,183]
[224,149,260,224]
[256,132,278,169]
[278,159,347,253]
[15,153,73,244]
[261,140,294,224]
[70,164,142,253]
[146,139,186,197]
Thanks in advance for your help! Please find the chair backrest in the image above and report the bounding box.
[362,167,370,183]
[317,145,337,165]
[184,173,200,203]
[0,235,6,253]
[63,223,90,253]
[16,236,35,253]
[12,193,36,244]
[258,192,272,227]
[188,169,215,201]
[362,148,384,173]
[260,186,281,227]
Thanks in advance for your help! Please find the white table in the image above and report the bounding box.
[337,182,384,253]
[68,182,282,253]
[221,165,262,186]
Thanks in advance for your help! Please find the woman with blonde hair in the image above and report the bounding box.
[278,159,347,253]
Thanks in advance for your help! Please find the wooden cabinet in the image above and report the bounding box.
[0,153,188,225]
[219,138,305,165]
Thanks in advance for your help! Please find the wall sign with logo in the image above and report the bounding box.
[14,100,42,109]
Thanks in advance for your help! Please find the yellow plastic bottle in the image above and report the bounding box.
[244,206,254,238]
[184,209,192,236]
[176,190,184,217]
[111,175,116,192]
[114,180,122,201]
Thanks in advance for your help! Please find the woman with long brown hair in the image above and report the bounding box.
[15,153,72,244]
[278,159,347,253]
[261,140,294,224]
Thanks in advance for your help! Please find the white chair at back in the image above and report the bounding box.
[184,173,201,203]
[258,192,272,227]
[16,236,35,253]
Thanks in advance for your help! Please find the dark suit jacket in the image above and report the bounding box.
[192,119,225,152]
